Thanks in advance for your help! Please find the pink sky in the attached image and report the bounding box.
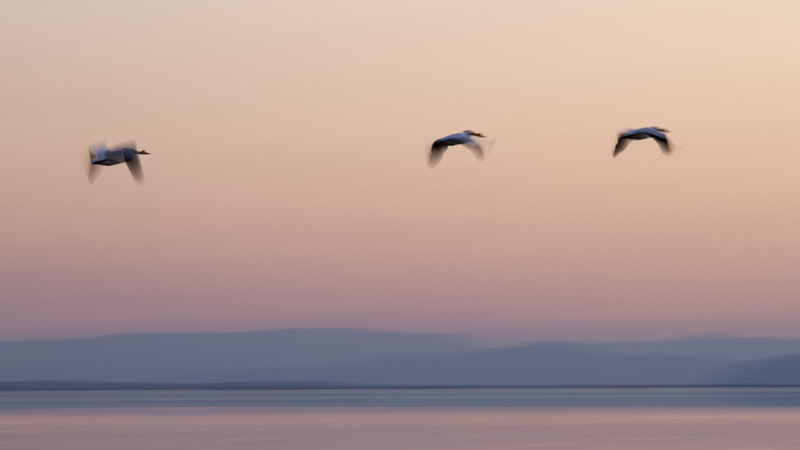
[2,1,800,341]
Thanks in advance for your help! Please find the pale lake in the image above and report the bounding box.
[2,388,800,449]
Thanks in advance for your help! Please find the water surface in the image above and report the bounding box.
[2,388,800,449]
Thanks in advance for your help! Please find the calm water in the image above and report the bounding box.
[2,388,800,449]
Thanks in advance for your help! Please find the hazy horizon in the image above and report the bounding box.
[0,324,778,344]
[3,328,800,386]
[3,321,800,344]
[3,1,800,342]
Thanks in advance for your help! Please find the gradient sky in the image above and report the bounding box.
[2,0,800,341]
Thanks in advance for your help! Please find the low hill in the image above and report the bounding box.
[711,355,800,385]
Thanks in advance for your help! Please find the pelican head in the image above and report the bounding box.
[653,127,670,133]
[465,130,486,138]
[89,149,105,164]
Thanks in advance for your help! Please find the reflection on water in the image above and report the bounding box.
[4,388,800,409]
[2,389,800,449]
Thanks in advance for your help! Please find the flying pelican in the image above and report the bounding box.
[87,142,150,183]
[613,127,671,157]
[429,130,486,167]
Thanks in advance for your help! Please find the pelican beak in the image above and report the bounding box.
[473,132,486,137]
[662,129,670,133]
[139,150,150,155]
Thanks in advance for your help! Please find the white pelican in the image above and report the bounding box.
[429,130,486,167]
[613,127,671,157]
[87,142,150,183]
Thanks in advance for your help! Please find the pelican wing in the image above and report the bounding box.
[653,135,671,154]
[613,136,630,157]
[464,140,483,160]
[126,155,144,183]
[87,163,101,183]
[429,142,448,167]
[111,141,137,151]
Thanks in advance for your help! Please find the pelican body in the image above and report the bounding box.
[88,142,149,183]
[614,127,671,157]
[430,130,486,167]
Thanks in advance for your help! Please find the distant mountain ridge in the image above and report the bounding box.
[204,343,728,386]
[711,355,800,385]
[2,329,800,386]
[0,329,474,382]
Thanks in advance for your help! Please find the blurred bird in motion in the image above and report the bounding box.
[613,127,671,157]
[87,142,150,183]
[429,130,487,167]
